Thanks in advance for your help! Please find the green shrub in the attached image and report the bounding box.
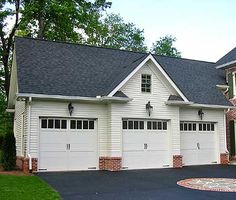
[2,131,16,170]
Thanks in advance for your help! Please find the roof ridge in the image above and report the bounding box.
[152,53,215,64]
[14,36,147,55]
[15,36,215,64]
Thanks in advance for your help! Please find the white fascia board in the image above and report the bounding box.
[189,103,236,109]
[165,101,193,105]
[166,101,235,109]
[215,60,236,69]
[17,93,131,103]
[108,54,189,102]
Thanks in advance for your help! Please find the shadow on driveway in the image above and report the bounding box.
[37,165,236,200]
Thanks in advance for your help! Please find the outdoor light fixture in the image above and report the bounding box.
[198,109,204,120]
[146,101,153,116]
[68,102,74,116]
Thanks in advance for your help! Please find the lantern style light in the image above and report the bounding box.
[68,102,74,116]
[146,101,153,116]
[198,109,204,120]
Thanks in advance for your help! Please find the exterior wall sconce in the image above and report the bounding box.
[146,101,153,116]
[68,102,74,116]
[198,109,204,120]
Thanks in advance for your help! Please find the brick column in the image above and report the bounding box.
[220,153,229,165]
[16,156,38,173]
[99,157,122,171]
[173,155,183,168]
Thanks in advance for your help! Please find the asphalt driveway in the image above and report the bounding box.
[38,165,236,200]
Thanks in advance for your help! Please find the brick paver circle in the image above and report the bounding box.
[177,178,236,192]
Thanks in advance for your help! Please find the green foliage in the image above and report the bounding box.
[19,0,112,42]
[86,13,147,52]
[0,175,60,200]
[151,35,181,57]
[2,131,16,170]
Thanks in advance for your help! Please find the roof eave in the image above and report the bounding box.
[215,60,236,69]
[17,93,132,103]
[166,101,234,109]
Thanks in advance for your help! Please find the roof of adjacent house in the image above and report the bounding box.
[216,47,236,66]
[15,37,231,106]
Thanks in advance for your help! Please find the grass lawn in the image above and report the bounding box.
[0,174,61,200]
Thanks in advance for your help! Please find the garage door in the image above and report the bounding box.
[39,118,97,171]
[122,119,170,169]
[180,121,217,166]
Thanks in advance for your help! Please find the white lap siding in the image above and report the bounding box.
[14,100,27,156]
[28,101,108,159]
[109,61,181,164]
[180,107,227,162]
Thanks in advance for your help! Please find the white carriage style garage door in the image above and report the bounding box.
[39,118,97,171]
[122,119,170,169]
[180,121,217,166]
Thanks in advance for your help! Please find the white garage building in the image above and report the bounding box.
[8,37,232,172]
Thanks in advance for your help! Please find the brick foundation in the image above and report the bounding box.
[226,98,236,158]
[220,153,229,165]
[99,157,122,171]
[16,156,38,173]
[173,155,183,168]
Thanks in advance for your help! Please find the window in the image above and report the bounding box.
[123,120,145,130]
[70,119,95,130]
[77,120,82,129]
[48,119,54,128]
[141,74,151,93]
[41,119,47,128]
[147,120,167,130]
[41,119,67,129]
[70,120,76,129]
[199,123,215,132]
[180,122,197,131]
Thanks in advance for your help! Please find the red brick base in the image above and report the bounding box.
[99,157,122,171]
[173,155,183,168]
[220,153,229,165]
[16,156,38,173]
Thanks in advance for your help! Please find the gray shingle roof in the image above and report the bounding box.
[15,37,231,106]
[168,95,184,101]
[216,47,236,66]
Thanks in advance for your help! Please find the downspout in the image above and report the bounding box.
[27,97,32,172]
[223,109,229,154]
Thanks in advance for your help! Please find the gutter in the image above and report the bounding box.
[17,93,132,103]
[27,97,32,172]
[165,101,235,109]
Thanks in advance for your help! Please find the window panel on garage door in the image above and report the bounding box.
[41,118,67,129]
[70,119,95,130]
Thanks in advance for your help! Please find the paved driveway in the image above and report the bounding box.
[38,165,236,200]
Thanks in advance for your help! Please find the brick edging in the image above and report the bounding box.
[99,157,122,171]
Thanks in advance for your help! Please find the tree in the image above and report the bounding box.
[20,0,111,41]
[0,0,111,99]
[151,35,181,57]
[85,13,147,52]
[0,0,21,99]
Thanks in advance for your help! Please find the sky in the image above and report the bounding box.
[108,0,236,62]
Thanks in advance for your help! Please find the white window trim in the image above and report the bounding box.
[141,74,152,93]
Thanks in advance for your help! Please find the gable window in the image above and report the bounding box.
[141,74,151,93]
